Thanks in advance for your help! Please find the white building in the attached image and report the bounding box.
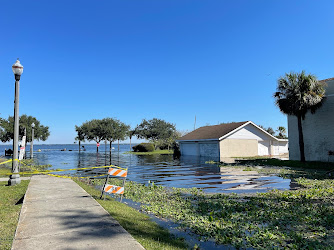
[288,78,334,162]
[178,121,288,159]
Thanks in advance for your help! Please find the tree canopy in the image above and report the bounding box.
[75,118,130,151]
[276,126,287,139]
[274,71,326,119]
[75,125,85,142]
[80,119,104,143]
[258,125,275,136]
[0,115,50,143]
[135,118,176,148]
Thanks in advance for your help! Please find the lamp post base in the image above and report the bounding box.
[8,174,21,186]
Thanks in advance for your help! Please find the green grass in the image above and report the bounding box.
[0,180,29,250]
[124,150,173,155]
[235,157,334,171]
[74,179,187,250]
[0,158,52,177]
[91,167,334,249]
[0,167,12,177]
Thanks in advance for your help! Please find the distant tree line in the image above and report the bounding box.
[75,118,179,152]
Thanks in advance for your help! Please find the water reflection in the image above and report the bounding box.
[0,144,296,193]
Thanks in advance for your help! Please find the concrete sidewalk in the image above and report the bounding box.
[0,177,31,182]
[12,175,144,250]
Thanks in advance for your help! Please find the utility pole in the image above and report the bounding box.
[194,115,196,130]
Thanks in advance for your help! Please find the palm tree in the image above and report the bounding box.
[274,71,326,162]
[276,126,287,139]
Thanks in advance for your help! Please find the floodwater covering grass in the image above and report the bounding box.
[91,164,334,249]
[75,179,188,250]
[0,180,29,250]
[0,158,52,178]
[125,150,173,155]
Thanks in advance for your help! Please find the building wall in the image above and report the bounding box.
[180,142,199,156]
[226,124,273,141]
[179,141,220,158]
[220,139,258,157]
[226,124,285,156]
[199,142,220,157]
[278,141,289,154]
[258,140,270,155]
[288,80,334,162]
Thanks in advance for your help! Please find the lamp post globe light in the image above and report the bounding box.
[8,59,23,186]
[31,122,35,159]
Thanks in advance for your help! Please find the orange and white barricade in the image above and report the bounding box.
[100,166,128,201]
[104,184,124,194]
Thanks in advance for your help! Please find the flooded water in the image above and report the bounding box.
[0,144,295,193]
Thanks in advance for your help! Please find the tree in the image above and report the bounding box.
[258,125,275,136]
[114,121,130,151]
[78,118,129,153]
[0,115,50,143]
[100,118,119,152]
[127,128,137,151]
[266,127,275,136]
[80,119,105,152]
[274,71,326,162]
[166,130,182,150]
[75,125,85,152]
[135,118,176,149]
[276,126,287,139]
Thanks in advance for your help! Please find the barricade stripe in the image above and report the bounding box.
[108,168,127,177]
[104,184,124,194]
[114,169,122,175]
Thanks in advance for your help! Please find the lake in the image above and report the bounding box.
[0,143,294,193]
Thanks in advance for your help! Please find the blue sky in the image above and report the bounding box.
[1,0,334,144]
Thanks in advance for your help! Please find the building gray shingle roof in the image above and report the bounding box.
[179,121,249,141]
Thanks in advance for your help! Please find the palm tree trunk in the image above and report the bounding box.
[79,140,81,153]
[297,114,305,162]
[118,140,120,151]
[129,136,132,151]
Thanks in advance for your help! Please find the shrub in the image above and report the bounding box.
[132,143,155,152]
[173,143,181,158]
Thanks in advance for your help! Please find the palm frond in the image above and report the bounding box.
[274,71,325,118]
